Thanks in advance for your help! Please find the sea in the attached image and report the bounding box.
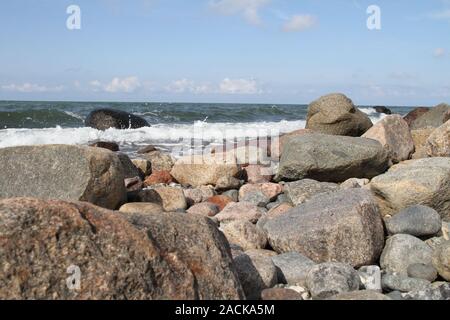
[0,101,415,158]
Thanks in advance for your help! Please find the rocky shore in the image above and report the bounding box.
[0,93,449,300]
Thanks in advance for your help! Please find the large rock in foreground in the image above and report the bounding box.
[263,189,385,267]
[276,134,389,182]
[0,145,126,209]
[305,93,373,136]
[369,157,450,219]
[85,108,150,130]
[0,198,244,300]
[362,115,414,164]
[170,154,240,187]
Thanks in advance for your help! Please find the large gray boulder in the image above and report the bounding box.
[380,234,433,276]
[276,134,389,182]
[0,145,126,209]
[410,103,450,130]
[305,93,373,136]
[369,157,450,220]
[0,198,244,299]
[85,108,150,130]
[263,189,385,267]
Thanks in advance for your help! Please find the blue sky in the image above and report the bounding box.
[0,0,449,106]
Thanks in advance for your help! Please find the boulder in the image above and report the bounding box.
[142,151,174,172]
[432,241,450,281]
[271,252,316,286]
[426,120,450,157]
[0,145,126,210]
[170,154,240,187]
[266,203,293,219]
[410,103,450,130]
[305,262,361,299]
[404,107,430,127]
[284,179,339,206]
[362,115,414,164]
[369,157,450,219]
[85,108,149,130]
[239,183,283,202]
[186,202,220,217]
[153,187,187,212]
[215,202,266,224]
[276,134,389,183]
[263,189,385,267]
[0,198,244,299]
[221,220,267,251]
[183,186,216,206]
[233,252,278,299]
[243,165,273,184]
[215,176,241,192]
[380,234,433,276]
[385,205,442,237]
[305,93,373,136]
[240,190,270,207]
[143,171,175,186]
[373,106,392,115]
[119,202,164,215]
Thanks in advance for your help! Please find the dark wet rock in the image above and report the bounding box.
[85,108,150,130]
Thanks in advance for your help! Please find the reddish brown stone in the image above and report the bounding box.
[89,141,120,152]
[144,171,174,186]
[207,195,234,211]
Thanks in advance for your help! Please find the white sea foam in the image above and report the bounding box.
[0,109,384,153]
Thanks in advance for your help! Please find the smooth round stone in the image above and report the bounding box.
[385,205,442,237]
[407,263,438,282]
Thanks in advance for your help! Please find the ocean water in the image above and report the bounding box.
[0,101,415,156]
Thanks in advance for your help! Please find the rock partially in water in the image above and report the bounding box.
[85,108,150,130]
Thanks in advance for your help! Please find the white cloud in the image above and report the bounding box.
[104,76,141,93]
[209,0,271,25]
[1,83,63,93]
[282,14,317,32]
[165,79,211,94]
[89,76,141,93]
[219,78,262,94]
[434,48,446,58]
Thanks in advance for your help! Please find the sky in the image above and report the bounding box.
[0,0,449,106]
